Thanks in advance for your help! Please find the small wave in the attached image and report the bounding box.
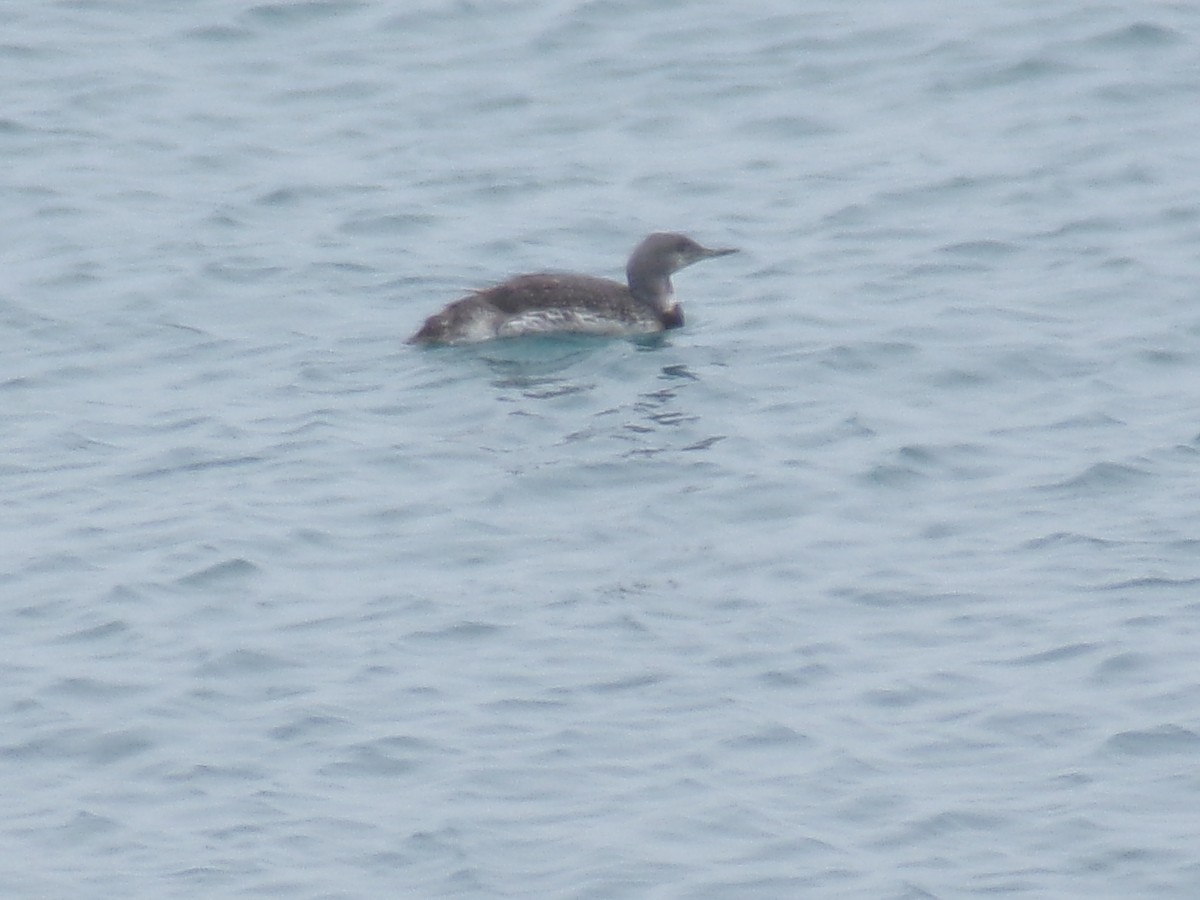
[1106,725,1200,757]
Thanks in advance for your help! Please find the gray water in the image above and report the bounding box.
[5,1,1200,897]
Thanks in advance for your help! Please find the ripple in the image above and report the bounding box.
[177,558,260,587]
[1042,461,1152,493]
[1087,22,1183,50]
[1001,643,1097,666]
[409,621,503,642]
[3,727,154,764]
[196,648,297,676]
[1105,725,1200,757]
[320,736,439,777]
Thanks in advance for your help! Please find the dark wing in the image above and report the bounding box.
[480,274,634,314]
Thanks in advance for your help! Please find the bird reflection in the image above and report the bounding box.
[462,340,725,457]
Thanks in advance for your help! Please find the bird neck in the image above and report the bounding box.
[628,272,674,314]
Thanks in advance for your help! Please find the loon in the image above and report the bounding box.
[408,232,737,344]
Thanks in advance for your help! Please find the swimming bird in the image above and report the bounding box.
[408,232,737,344]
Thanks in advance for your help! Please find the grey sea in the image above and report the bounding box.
[5,1,1200,897]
